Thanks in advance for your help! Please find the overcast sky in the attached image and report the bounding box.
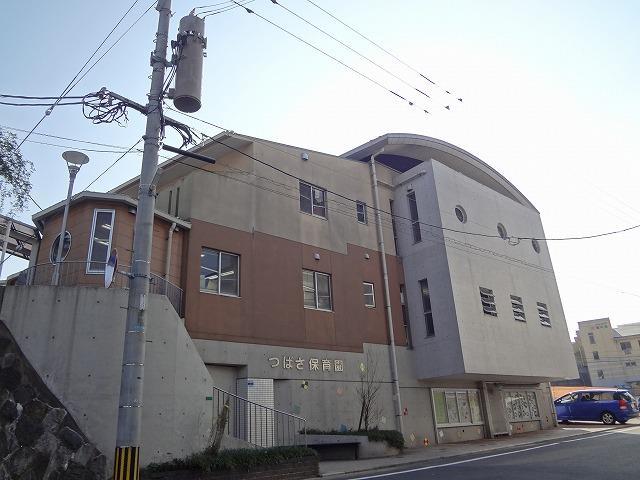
[2,0,639,338]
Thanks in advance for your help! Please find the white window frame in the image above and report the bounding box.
[431,388,484,428]
[363,282,375,308]
[302,269,332,311]
[356,201,367,224]
[86,209,115,274]
[200,247,240,297]
[299,181,327,219]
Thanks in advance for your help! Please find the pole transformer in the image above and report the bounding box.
[113,1,172,477]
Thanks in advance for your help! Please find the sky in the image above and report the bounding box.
[1,0,639,338]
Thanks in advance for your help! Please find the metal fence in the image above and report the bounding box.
[15,261,184,317]
[211,386,306,448]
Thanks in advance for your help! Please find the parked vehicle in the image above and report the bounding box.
[554,389,639,425]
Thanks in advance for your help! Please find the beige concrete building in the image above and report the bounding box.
[575,318,640,394]
[0,132,578,468]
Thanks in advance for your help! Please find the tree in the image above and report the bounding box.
[356,351,382,431]
[0,128,34,214]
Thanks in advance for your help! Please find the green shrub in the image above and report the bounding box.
[144,445,317,473]
[305,428,404,450]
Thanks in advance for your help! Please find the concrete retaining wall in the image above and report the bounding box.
[0,285,214,470]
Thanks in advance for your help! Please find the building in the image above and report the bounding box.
[0,132,577,467]
[574,318,640,395]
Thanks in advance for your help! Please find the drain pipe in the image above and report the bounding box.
[164,222,177,294]
[370,148,404,435]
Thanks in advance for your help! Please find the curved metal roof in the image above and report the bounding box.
[343,133,538,212]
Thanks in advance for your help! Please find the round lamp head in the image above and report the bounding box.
[62,150,90,166]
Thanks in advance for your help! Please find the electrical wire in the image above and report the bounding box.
[14,0,146,151]
[0,100,85,107]
[16,138,136,154]
[0,94,85,100]
[83,139,143,191]
[231,1,429,115]
[305,0,462,102]
[270,0,447,109]
[199,0,255,18]
[0,124,129,149]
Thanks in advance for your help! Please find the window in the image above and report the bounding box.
[389,199,399,254]
[174,187,180,217]
[303,270,332,311]
[532,238,541,253]
[597,369,605,379]
[511,295,525,322]
[620,341,632,354]
[200,248,240,296]
[432,389,483,427]
[625,361,637,367]
[407,191,421,243]
[537,302,551,327]
[588,333,596,344]
[504,391,540,422]
[299,182,327,218]
[168,189,173,214]
[363,282,375,308]
[356,201,367,224]
[497,223,508,240]
[420,278,435,337]
[455,205,467,223]
[593,351,600,360]
[557,393,579,404]
[50,231,71,264]
[400,285,412,349]
[480,287,497,317]
[87,209,115,273]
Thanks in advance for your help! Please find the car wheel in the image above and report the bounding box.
[619,420,627,424]
[601,411,616,425]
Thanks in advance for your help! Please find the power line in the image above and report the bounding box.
[166,108,640,244]
[0,100,85,107]
[305,0,462,102]
[231,1,429,114]
[0,124,131,149]
[270,0,444,108]
[83,139,143,191]
[0,94,85,100]
[199,0,255,18]
[15,0,146,151]
[16,138,134,154]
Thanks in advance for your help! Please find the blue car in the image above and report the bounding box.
[554,389,639,425]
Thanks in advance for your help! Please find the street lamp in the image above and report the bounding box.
[52,151,89,285]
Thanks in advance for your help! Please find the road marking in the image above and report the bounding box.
[348,426,640,480]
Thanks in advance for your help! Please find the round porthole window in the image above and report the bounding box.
[497,223,508,240]
[454,205,467,223]
[50,231,71,263]
[532,238,541,253]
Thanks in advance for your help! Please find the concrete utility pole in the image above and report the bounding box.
[113,1,171,477]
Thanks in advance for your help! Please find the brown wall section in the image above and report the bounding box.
[184,219,406,352]
[36,200,185,288]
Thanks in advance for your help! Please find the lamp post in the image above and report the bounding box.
[52,151,89,285]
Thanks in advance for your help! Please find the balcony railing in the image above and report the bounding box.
[14,261,184,317]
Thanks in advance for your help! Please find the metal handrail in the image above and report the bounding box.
[15,260,184,317]
[212,385,307,448]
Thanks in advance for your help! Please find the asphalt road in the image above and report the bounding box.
[347,425,640,480]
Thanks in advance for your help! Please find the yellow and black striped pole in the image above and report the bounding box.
[113,446,140,480]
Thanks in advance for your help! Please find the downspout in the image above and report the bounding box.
[164,222,177,294]
[370,148,404,435]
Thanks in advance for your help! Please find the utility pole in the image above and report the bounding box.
[113,1,171,477]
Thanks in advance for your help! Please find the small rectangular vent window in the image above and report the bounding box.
[537,302,551,327]
[593,351,599,360]
[510,295,525,322]
[479,287,497,317]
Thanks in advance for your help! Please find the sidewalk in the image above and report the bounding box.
[319,421,640,477]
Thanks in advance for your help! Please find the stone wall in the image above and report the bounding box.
[0,321,105,479]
